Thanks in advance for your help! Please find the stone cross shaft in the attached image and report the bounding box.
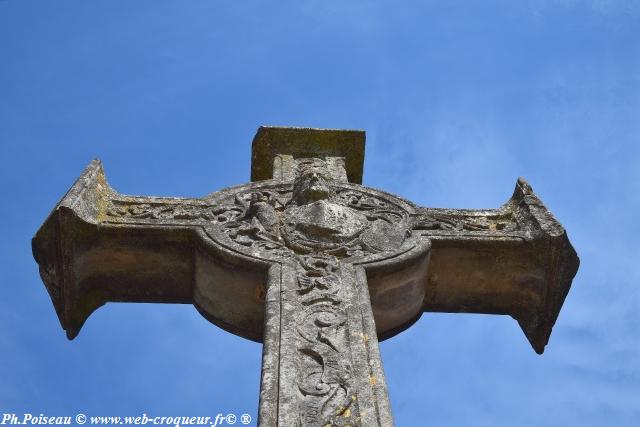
[32,127,579,426]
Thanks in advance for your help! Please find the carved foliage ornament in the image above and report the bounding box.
[295,254,357,426]
[209,182,412,262]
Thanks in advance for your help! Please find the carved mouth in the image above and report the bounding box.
[304,179,330,200]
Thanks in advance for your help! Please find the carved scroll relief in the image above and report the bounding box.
[295,255,359,426]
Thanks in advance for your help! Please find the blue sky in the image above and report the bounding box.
[1,1,639,426]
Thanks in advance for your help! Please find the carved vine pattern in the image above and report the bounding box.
[413,211,519,232]
[295,254,358,427]
[105,200,244,224]
[105,197,519,235]
[334,189,405,225]
[215,188,409,258]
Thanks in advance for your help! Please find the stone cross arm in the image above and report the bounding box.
[410,178,579,354]
[32,127,579,426]
[32,161,578,354]
[32,159,267,341]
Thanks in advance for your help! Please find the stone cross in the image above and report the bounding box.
[32,127,579,426]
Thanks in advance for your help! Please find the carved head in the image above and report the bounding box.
[291,169,332,205]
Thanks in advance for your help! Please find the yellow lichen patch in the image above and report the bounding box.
[343,409,351,418]
[360,332,369,343]
[94,171,114,223]
[369,375,377,385]
[95,192,111,223]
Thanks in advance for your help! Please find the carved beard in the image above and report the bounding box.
[304,182,330,202]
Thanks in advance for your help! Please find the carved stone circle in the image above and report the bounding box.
[202,176,417,265]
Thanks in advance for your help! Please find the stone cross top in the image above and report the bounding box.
[33,126,579,426]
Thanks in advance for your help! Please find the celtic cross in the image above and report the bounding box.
[32,126,579,426]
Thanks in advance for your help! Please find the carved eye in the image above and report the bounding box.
[218,216,228,222]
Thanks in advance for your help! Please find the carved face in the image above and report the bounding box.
[291,170,332,205]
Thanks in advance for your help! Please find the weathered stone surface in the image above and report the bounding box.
[32,126,579,426]
[251,126,365,183]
